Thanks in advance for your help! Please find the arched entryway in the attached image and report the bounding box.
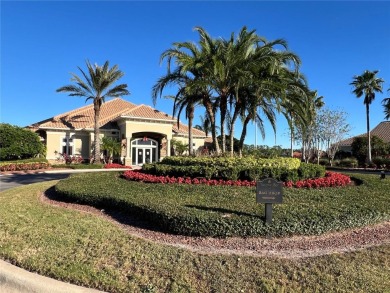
[131,137,158,166]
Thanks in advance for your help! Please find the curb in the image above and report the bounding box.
[1,168,134,176]
[0,260,105,293]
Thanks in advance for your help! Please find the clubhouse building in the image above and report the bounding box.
[28,98,209,166]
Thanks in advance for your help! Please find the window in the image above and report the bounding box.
[61,136,74,155]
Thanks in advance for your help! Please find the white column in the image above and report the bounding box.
[167,138,171,157]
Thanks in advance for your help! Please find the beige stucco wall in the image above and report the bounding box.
[44,119,206,165]
[46,131,63,161]
[173,136,206,153]
[119,119,174,165]
[121,120,173,138]
[74,133,90,158]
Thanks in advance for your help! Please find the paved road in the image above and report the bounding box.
[0,173,70,192]
[0,168,132,192]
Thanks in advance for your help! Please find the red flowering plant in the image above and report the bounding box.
[104,163,132,169]
[0,162,50,172]
[121,170,351,189]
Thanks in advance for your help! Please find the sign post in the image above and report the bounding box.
[256,178,283,224]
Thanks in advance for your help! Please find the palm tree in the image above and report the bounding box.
[350,70,384,163]
[194,114,212,136]
[152,29,221,154]
[57,60,130,163]
[171,88,201,155]
[101,137,122,164]
[295,90,324,163]
[382,88,390,120]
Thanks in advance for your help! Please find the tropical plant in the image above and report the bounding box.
[171,139,188,155]
[382,87,390,120]
[294,90,325,163]
[152,30,220,154]
[350,70,384,163]
[56,60,130,163]
[154,26,305,157]
[101,137,122,164]
[194,114,213,137]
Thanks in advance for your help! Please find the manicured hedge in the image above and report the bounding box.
[142,161,325,182]
[54,172,389,238]
[0,161,50,172]
[160,156,301,169]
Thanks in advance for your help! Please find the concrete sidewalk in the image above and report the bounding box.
[0,260,105,293]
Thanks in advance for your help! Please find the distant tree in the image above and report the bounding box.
[57,60,130,164]
[0,123,45,160]
[316,108,351,166]
[351,136,389,165]
[350,70,385,163]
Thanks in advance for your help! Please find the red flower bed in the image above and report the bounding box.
[104,163,132,169]
[284,171,351,188]
[122,170,351,189]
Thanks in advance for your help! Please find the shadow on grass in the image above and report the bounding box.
[44,186,170,234]
[184,204,261,219]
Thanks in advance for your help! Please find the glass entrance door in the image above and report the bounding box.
[131,138,158,166]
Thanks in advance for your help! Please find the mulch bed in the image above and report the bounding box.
[41,188,390,259]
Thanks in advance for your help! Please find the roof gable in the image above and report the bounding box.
[29,98,207,137]
[339,121,390,146]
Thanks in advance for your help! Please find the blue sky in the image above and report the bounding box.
[1,1,390,148]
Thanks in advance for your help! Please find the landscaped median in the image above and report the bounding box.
[1,181,389,292]
[55,171,389,238]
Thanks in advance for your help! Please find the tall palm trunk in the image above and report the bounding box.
[188,105,194,155]
[220,93,228,154]
[238,115,251,157]
[366,103,372,164]
[229,105,241,157]
[203,95,220,154]
[93,100,101,163]
[290,128,294,158]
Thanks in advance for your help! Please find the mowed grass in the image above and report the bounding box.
[0,180,390,292]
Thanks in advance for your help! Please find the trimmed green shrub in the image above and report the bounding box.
[160,156,301,169]
[372,157,390,169]
[338,157,359,168]
[54,172,390,238]
[142,160,324,182]
[0,123,45,160]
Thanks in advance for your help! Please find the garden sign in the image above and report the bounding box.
[256,178,283,224]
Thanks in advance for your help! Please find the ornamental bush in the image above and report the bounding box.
[0,162,50,172]
[142,159,324,182]
[0,123,45,160]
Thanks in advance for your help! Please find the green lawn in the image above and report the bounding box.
[0,180,389,292]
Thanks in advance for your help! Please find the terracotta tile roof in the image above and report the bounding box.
[31,98,137,129]
[173,121,207,137]
[339,121,390,146]
[29,98,207,138]
[122,104,175,121]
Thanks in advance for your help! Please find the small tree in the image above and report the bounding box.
[0,123,45,160]
[352,136,389,166]
[101,137,122,164]
[317,108,351,166]
[171,139,188,156]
